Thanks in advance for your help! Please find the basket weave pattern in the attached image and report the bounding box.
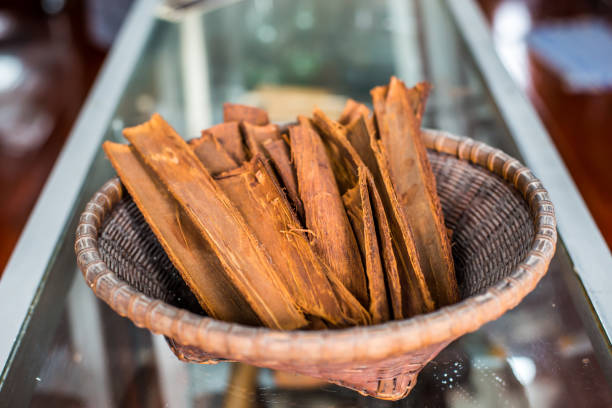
[75,130,556,400]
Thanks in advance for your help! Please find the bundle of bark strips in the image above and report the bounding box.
[103,77,459,330]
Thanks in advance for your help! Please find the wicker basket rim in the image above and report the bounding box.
[75,129,556,365]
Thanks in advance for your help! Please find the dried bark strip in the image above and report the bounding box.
[242,122,279,157]
[102,142,260,325]
[345,113,434,316]
[241,122,304,219]
[189,133,239,176]
[371,77,458,307]
[212,157,370,327]
[311,110,393,321]
[290,124,368,307]
[201,122,247,164]
[318,108,406,319]
[124,114,306,330]
[364,170,404,320]
[338,98,375,135]
[342,167,390,324]
[223,103,269,126]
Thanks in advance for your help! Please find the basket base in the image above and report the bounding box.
[168,337,449,400]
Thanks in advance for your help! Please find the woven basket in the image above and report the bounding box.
[75,129,556,400]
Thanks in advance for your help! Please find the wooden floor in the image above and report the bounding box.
[478,0,612,249]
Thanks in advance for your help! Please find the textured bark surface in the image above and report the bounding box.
[212,157,369,327]
[338,98,376,135]
[311,109,392,323]
[242,122,280,157]
[123,114,306,330]
[189,133,238,176]
[102,142,260,325]
[201,122,246,164]
[241,122,304,219]
[290,124,368,307]
[342,168,390,324]
[364,170,404,320]
[223,102,270,126]
[371,77,458,307]
[345,111,434,316]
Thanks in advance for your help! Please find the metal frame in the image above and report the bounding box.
[446,0,612,348]
[0,0,159,403]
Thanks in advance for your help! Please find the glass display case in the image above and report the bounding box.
[0,0,610,406]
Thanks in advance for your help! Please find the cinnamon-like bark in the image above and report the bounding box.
[290,124,368,307]
[189,133,238,176]
[201,122,246,164]
[210,156,370,326]
[342,167,390,324]
[338,99,375,133]
[345,113,434,316]
[311,110,395,322]
[223,103,269,126]
[124,114,306,330]
[102,142,260,326]
[364,170,404,320]
[371,77,458,307]
[241,122,304,219]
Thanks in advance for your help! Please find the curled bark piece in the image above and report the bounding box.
[262,139,305,221]
[344,112,434,317]
[312,110,394,322]
[201,122,246,164]
[290,124,368,307]
[364,170,404,321]
[314,109,434,318]
[342,167,390,324]
[371,77,458,307]
[241,122,304,219]
[189,133,239,176]
[338,99,375,132]
[124,114,306,330]
[242,122,280,157]
[223,103,270,126]
[102,142,260,326]
[214,156,369,327]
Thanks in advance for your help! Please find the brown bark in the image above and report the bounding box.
[345,113,434,316]
[212,156,370,327]
[290,124,368,307]
[338,98,375,133]
[189,133,239,176]
[364,170,404,321]
[320,111,405,319]
[311,110,393,322]
[201,122,246,164]
[342,167,390,324]
[241,122,304,220]
[223,103,269,126]
[371,77,458,307]
[123,114,306,330]
[102,142,260,326]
